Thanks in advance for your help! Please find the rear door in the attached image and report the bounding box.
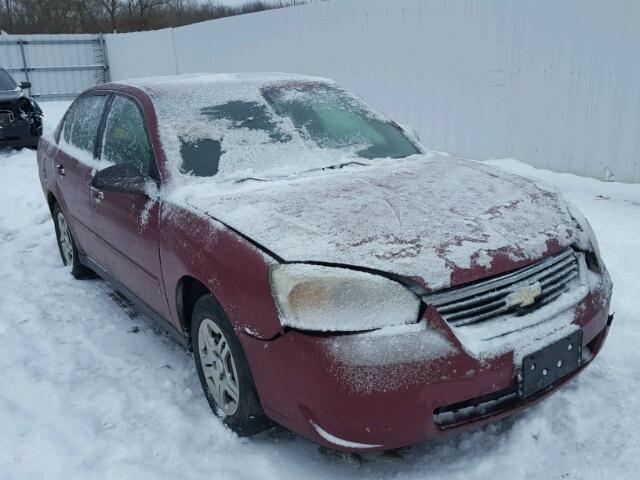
[54,93,109,260]
[91,93,170,318]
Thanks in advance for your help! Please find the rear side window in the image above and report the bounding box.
[62,95,107,153]
[101,96,154,177]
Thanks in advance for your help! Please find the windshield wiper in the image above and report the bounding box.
[233,176,272,184]
[233,161,370,184]
[302,160,370,175]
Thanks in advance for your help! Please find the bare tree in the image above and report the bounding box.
[3,0,13,30]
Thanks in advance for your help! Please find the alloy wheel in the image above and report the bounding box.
[57,212,73,265]
[198,318,241,416]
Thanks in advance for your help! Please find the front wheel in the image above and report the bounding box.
[192,295,271,436]
[52,203,94,279]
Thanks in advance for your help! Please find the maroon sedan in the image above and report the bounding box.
[37,73,612,452]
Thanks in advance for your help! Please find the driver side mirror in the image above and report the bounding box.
[91,163,147,195]
[19,81,31,89]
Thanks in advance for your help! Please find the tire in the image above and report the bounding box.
[52,203,94,279]
[191,295,271,436]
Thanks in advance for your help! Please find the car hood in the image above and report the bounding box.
[0,89,21,102]
[186,155,577,291]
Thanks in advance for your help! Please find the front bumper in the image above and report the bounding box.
[240,274,612,453]
[0,120,42,148]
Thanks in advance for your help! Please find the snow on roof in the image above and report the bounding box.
[122,72,336,91]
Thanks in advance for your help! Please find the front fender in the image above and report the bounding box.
[159,202,283,339]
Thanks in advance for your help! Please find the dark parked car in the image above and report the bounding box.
[37,73,612,452]
[0,68,42,148]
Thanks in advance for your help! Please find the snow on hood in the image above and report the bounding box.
[178,154,577,291]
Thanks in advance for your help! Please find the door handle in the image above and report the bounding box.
[55,164,65,176]
[90,187,104,203]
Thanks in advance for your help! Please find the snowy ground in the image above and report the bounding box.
[1,102,639,480]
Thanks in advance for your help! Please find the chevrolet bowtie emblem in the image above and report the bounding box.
[506,282,542,308]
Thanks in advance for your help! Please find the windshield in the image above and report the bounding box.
[0,69,17,91]
[156,80,421,181]
[262,84,419,161]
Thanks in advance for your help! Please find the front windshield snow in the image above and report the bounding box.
[149,79,420,181]
[262,85,419,161]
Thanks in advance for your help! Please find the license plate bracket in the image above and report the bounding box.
[519,330,582,398]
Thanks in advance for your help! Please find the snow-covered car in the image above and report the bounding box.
[0,68,42,149]
[36,73,613,452]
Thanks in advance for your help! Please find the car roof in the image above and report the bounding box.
[118,72,335,95]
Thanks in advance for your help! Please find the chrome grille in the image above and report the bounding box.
[423,249,582,327]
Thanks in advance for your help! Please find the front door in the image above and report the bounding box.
[54,93,109,260]
[91,94,170,318]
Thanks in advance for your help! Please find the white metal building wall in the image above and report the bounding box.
[104,0,640,183]
[0,33,108,99]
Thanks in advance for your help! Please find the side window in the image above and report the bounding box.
[102,95,154,177]
[62,94,107,153]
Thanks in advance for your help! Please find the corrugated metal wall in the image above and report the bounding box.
[105,0,640,183]
[0,34,108,99]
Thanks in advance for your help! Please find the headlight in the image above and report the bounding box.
[270,264,421,332]
[567,202,603,267]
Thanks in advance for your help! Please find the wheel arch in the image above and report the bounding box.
[46,191,57,213]
[175,275,222,342]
